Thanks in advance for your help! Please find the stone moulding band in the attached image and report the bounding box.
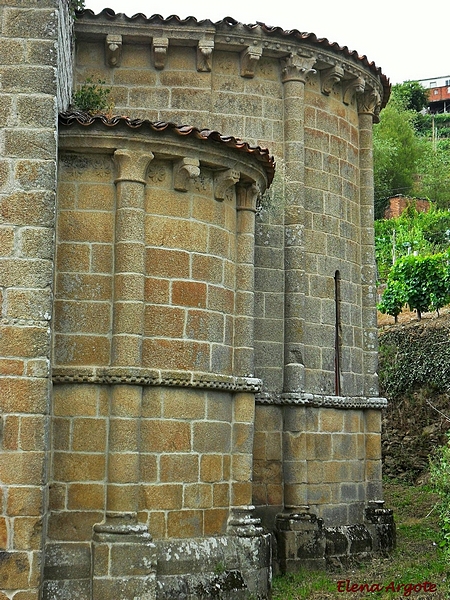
[256,393,387,409]
[52,367,262,392]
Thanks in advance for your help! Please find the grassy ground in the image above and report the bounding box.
[272,481,449,599]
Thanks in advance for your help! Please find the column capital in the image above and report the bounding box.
[281,52,317,84]
[357,87,382,122]
[114,149,154,184]
[236,182,259,212]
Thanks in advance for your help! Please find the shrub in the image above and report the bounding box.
[430,434,450,559]
[71,78,113,115]
[378,251,450,320]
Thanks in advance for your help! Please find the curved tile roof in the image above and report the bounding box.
[77,8,390,95]
[59,111,276,185]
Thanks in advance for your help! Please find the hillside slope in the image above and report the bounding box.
[379,309,450,481]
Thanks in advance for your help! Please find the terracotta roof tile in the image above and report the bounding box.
[59,111,276,185]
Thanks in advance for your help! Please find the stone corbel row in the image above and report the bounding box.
[103,34,381,116]
[321,66,381,116]
[172,159,260,209]
[105,33,216,72]
[280,50,381,117]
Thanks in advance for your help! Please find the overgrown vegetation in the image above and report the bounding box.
[375,205,450,320]
[373,81,450,217]
[69,0,85,17]
[71,78,113,115]
[272,481,449,599]
[378,310,450,564]
[430,433,450,562]
[378,319,450,398]
[378,251,450,321]
[375,206,450,282]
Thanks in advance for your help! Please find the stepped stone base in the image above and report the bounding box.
[275,503,395,574]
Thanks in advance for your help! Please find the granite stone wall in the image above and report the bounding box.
[0,4,393,598]
[0,1,62,597]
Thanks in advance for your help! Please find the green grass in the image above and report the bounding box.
[272,481,449,599]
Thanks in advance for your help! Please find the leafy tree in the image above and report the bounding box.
[372,79,450,216]
[416,141,450,208]
[377,277,406,323]
[375,207,450,281]
[389,80,430,113]
[378,252,450,320]
[373,105,421,218]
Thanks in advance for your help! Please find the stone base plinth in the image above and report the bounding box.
[275,505,396,573]
[92,519,157,600]
[155,534,271,599]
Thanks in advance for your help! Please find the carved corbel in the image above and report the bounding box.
[281,51,317,83]
[214,169,240,201]
[343,76,365,105]
[321,64,344,95]
[152,37,169,70]
[105,34,122,67]
[197,39,214,72]
[173,157,200,192]
[240,45,263,78]
[236,182,260,212]
[357,87,382,122]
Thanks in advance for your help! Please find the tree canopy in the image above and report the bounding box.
[373,81,450,217]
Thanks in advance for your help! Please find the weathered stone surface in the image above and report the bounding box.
[0,3,390,597]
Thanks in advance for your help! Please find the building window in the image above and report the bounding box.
[430,81,437,87]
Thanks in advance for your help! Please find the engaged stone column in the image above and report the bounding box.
[357,91,381,398]
[279,53,316,513]
[111,148,154,367]
[277,54,320,562]
[281,52,316,394]
[234,182,258,376]
[93,149,156,600]
[106,149,153,520]
[231,184,261,509]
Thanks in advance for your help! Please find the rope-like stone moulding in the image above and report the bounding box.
[52,367,262,392]
[255,393,387,409]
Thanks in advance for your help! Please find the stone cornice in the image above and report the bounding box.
[52,366,262,392]
[58,113,274,189]
[75,11,389,108]
[256,392,387,409]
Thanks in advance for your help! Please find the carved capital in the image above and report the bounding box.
[240,45,263,78]
[321,64,344,95]
[105,34,122,67]
[281,52,316,83]
[173,157,200,192]
[357,87,382,121]
[197,38,214,72]
[236,182,259,212]
[152,37,169,70]
[114,149,154,183]
[343,76,365,105]
[214,169,240,201]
